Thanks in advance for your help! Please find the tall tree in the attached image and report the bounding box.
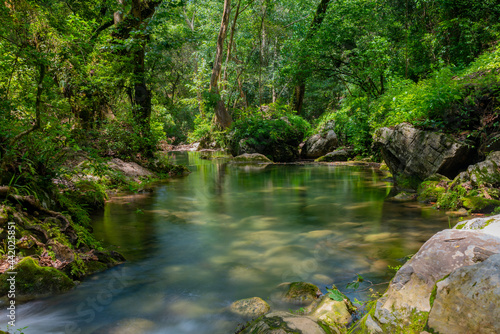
[292,0,331,114]
[112,0,162,138]
[210,0,233,128]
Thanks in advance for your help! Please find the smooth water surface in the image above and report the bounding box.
[1,152,453,333]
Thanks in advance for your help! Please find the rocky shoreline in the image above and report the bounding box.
[232,214,500,334]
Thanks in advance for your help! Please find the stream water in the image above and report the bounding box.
[1,152,454,333]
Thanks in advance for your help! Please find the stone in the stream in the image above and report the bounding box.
[232,153,273,163]
[238,311,327,334]
[229,297,270,317]
[315,148,354,162]
[283,282,322,306]
[308,292,353,332]
[92,318,156,334]
[427,253,500,334]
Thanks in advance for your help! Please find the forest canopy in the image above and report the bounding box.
[1,0,500,177]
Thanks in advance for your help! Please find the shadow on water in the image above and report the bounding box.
[0,152,455,334]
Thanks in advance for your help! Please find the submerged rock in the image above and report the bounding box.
[92,318,156,334]
[427,253,500,334]
[373,123,476,189]
[238,311,327,334]
[229,297,270,318]
[282,282,322,306]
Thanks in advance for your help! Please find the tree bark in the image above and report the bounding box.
[210,0,233,129]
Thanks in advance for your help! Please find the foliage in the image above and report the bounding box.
[230,104,311,150]
[326,287,344,302]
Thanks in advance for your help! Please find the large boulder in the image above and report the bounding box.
[426,253,500,334]
[354,218,500,333]
[301,122,338,159]
[373,123,476,189]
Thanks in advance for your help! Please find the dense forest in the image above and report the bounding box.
[1,0,500,332]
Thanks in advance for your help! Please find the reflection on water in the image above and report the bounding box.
[0,152,454,333]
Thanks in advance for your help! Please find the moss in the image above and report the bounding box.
[395,173,422,191]
[462,196,500,213]
[285,282,321,303]
[0,257,74,298]
[417,180,447,203]
[318,320,341,334]
[429,274,449,308]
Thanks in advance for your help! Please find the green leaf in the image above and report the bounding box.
[346,281,359,290]
[327,288,344,301]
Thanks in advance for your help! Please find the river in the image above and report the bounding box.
[0,152,453,333]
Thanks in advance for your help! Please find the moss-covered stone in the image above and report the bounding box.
[284,282,321,305]
[462,196,500,213]
[232,153,273,163]
[229,297,270,317]
[0,257,74,301]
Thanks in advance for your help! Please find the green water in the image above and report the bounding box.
[2,152,453,334]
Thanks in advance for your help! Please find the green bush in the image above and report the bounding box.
[230,105,311,151]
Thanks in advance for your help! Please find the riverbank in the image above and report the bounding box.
[0,151,189,306]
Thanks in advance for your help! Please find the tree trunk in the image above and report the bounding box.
[210,0,233,129]
[292,0,332,114]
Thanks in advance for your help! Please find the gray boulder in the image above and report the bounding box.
[315,148,354,162]
[362,227,500,333]
[373,123,476,188]
[427,253,500,334]
[301,130,338,159]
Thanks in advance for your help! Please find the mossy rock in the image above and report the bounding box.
[0,257,74,301]
[462,197,500,213]
[229,296,271,317]
[417,176,450,203]
[388,191,417,202]
[283,282,321,305]
[395,173,423,191]
[232,153,273,163]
